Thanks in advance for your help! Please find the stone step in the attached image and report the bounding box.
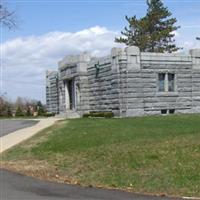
[56,111,80,119]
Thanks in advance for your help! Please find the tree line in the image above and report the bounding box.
[0,96,46,117]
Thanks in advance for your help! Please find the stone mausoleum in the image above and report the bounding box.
[46,46,200,118]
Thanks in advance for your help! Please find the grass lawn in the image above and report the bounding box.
[1,115,200,197]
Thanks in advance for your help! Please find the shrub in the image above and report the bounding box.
[83,111,114,118]
[104,112,114,118]
[83,113,90,118]
[43,112,56,117]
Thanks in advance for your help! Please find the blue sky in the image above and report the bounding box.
[5,0,200,40]
[1,0,200,102]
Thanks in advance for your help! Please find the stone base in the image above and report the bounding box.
[125,109,145,117]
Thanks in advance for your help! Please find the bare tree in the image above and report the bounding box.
[0,2,16,29]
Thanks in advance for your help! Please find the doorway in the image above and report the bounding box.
[64,79,75,110]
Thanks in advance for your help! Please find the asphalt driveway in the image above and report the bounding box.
[0,120,183,200]
[0,119,38,137]
[0,169,181,200]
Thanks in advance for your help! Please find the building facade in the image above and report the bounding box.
[46,46,200,117]
[46,70,59,114]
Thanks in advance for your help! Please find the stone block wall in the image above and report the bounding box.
[46,70,59,113]
[46,46,200,117]
[88,55,120,115]
[86,46,200,116]
[139,53,193,115]
[58,53,90,116]
[191,49,200,113]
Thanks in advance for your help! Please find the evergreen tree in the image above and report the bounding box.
[115,15,149,51]
[115,0,181,53]
[37,101,45,116]
[15,106,24,117]
[6,104,13,117]
[26,106,32,117]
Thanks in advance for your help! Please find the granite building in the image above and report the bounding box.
[46,46,200,117]
[46,70,59,114]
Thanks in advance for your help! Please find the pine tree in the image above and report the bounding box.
[115,0,181,53]
[115,15,149,52]
[15,106,24,117]
[26,106,32,117]
[6,104,13,117]
[37,101,45,116]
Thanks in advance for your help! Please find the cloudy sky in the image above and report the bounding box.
[1,0,200,102]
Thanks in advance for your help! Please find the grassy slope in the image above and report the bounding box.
[2,115,200,197]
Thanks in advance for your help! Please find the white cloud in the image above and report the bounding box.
[176,39,200,52]
[1,26,122,102]
[172,30,200,51]
[182,41,200,50]
[1,25,200,102]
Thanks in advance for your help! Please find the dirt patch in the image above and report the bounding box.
[0,159,185,200]
[0,159,79,185]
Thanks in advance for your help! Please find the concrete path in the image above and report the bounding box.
[0,118,61,153]
[0,169,181,200]
[0,119,39,137]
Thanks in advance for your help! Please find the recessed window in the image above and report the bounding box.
[158,73,175,92]
[158,73,165,92]
[168,73,175,92]
[169,109,175,114]
[161,109,167,114]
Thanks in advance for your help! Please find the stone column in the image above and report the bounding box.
[76,53,91,115]
[111,47,122,72]
[124,46,144,117]
[65,81,70,110]
[190,49,200,70]
[165,73,168,92]
[125,46,140,70]
[110,48,122,116]
[190,49,200,113]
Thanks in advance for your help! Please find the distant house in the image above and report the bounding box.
[46,46,200,117]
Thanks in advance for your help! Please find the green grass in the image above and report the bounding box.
[2,115,200,197]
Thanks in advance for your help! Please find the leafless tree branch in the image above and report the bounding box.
[0,3,17,29]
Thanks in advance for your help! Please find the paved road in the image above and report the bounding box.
[0,169,181,200]
[0,119,38,137]
[0,120,182,200]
